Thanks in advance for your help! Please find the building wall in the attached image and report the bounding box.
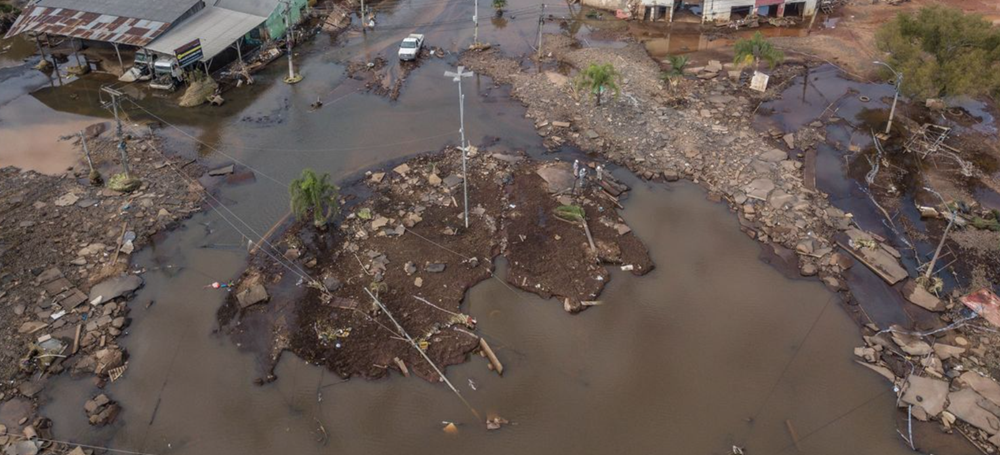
[702,0,755,22]
[263,0,308,40]
[579,0,628,11]
[703,0,817,22]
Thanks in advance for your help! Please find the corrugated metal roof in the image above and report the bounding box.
[214,0,282,18]
[3,5,174,46]
[35,0,202,23]
[146,6,266,62]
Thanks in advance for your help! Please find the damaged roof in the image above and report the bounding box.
[35,0,202,23]
[146,5,267,62]
[3,0,202,46]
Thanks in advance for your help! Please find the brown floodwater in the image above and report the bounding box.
[0,2,955,454]
[41,176,919,455]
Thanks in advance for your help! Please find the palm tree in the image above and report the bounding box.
[289,169,340,228]
[492,0,507,16]
[576,63,621,106]
[733,31,784,71]
[662,54,689,80]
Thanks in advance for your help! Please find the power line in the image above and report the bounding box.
[125,99,290,188]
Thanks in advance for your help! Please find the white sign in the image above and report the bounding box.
[750,71,770,92]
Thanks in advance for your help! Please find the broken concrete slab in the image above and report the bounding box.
[535,162,575,193]
[393,163,411,176]
[891,329,933,356]
[744,178,775,201]
[855,360,895,382]
[902,280,945,312]
[901,375,949,417]
[54,193,79,207]
[208,164,235,176]
[758,149,787,163]
[947,388,1000,434]
[88,275,144,305]
[957,372,1000,409]
[933,343,965,360]
[842,229,908,285]
[235,281,269,309]
[442,174,464,188]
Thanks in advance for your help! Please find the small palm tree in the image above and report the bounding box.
[662,54,689,80]
[733,31,784,71]
[576,63,620,106]
[289,169,340,228]
[492,0,507,16]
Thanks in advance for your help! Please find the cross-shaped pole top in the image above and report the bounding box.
[444,66,473,82]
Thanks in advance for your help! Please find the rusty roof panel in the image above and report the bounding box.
[3,5,173,46]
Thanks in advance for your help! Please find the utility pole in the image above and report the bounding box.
[283,0,302,84]
[874,60,902,135]
[473,0,479,46]
[102,86,131,179]
[79,130,102,185]
[536,4,546,61]
[444,66,473,228]
[360,0,366,33]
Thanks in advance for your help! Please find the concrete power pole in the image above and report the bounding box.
[283,0,302,84]
[473,0,479,46]
[102,86,131,179]
[536,4,546,61]
[444,66,474,228]
[874,60,902,135]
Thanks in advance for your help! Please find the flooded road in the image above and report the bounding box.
[0,3,937,455]
[41,178,915,455]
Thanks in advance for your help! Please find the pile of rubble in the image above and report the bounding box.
[0,129,204,445]
[855,289,1000,452]
[220,148,652,383]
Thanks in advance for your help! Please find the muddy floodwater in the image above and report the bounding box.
[0,2,939,453]
[36,176,915,455]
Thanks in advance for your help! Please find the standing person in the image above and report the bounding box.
[595,165,603,182]
[577,167,588,192]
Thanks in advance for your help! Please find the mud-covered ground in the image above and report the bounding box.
[217,147,652,382]
[0,128,204,432]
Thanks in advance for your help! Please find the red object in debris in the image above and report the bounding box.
[615,9,631,19]
[960,288,1000,327]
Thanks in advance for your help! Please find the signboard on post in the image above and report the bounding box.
[750,70,770,92]
[174,39,203,68]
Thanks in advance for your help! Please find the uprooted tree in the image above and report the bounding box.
[875,5,1000,100]
[576,63,621,106]
[290,169,340,228]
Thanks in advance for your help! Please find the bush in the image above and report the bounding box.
[875,5,1000,100]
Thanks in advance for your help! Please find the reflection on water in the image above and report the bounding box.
[41,177,915,455]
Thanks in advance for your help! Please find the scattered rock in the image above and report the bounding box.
[208,164,235,176]
[425,263,446,273]
[88,275,144,306]
[54,193,79,207]
[901,375,949,418]
[902,280,945,312]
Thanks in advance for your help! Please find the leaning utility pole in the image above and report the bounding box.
[874,60,902,135]
[102,86,130,179]
[283,0,302,83]
[79,130,102,185]
[444,66,473,228]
